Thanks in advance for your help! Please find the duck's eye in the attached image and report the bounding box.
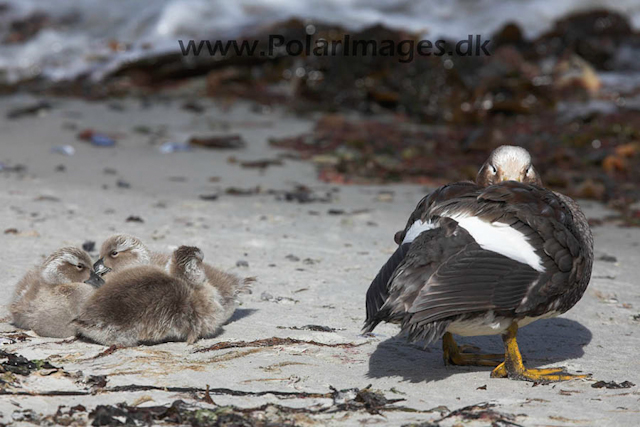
[489,165,497,174]
[525,165,532,175]
[110,251,119,257]
[76,264,84,271]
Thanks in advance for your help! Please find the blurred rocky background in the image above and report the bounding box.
[1,0,640,225]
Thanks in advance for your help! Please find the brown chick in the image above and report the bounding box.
[10,247,94,337]
[99,234,247,322]
[73,246,229,346]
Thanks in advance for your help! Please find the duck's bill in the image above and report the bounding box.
[85,270,105,288]
[84,258,112,288]
[92,258,111,276]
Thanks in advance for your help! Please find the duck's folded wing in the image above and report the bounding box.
[403,243,541,331]
[376,214,545,342]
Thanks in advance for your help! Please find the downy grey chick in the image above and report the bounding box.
[97,234,248,322]
[10,247,95,337]
[73,246,233,346]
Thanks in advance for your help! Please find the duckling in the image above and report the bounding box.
[98,234,247,321]
[98,234,169,273]
[73,246,230,346]
[10,247,94,337]
[169,247,250,331]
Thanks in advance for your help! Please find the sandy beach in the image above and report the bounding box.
[0,96,638,426]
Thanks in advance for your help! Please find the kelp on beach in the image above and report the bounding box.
[4,8,640,220]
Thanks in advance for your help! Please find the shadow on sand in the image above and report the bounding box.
[367,317,592,383]
[74,309,260,347]
[226,308,258,325]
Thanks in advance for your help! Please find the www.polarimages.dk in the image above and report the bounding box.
[179,34,491,63]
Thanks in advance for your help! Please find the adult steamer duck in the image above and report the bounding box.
[364,146,593,382]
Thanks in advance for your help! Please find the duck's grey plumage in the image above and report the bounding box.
[364,180,593,344]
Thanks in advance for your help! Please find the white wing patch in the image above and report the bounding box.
[448,214,544,272]
[402,220,436,244]
[399,213,544,272]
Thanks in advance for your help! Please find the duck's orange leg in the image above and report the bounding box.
[442,332,503,367]
[491,323,589,382]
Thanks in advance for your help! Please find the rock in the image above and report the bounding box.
[536,9,634,70]
[6,101,52,119]
[116,180,131,189]
[189,135,245,149]
[51,145,75,156]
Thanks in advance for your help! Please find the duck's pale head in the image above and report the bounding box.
[170,245,206,286]
[476,145,542,187]
[41,247,93,285]
[99,234,151,272]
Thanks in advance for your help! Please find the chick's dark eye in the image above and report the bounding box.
[110,251,119,257]
[490,165,497,174]
[76,264,84,270]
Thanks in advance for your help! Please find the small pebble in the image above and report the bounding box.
[51,145,75,156]
[91,134,116,147]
